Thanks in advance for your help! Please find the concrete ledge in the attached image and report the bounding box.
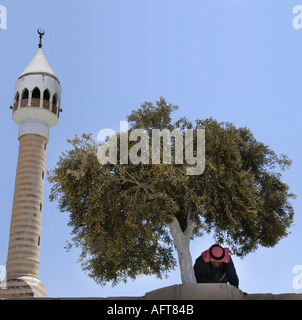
[144,284,245,300]
[245,293,302,300]
[2,283,302,300]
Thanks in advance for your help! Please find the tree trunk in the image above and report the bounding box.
[165,214,197,284]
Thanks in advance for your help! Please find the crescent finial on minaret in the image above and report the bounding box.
[37,28,45,48]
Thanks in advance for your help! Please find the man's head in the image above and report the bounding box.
[201,244,232,265]
[209,244,225,268]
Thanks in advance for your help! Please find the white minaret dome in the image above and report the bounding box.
[12,33,62,142]
[19,47,59,81]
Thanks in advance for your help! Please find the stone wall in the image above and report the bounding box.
[1,283,302,300]
[141,284,302,300]
[144,284,245,300]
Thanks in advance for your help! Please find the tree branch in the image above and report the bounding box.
[184,212,196,240]
[165,216,183,243]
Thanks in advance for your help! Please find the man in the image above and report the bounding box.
[194,244,239,288]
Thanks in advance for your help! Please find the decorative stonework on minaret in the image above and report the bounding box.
[0,30,61,298]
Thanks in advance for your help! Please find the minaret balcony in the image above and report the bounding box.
[43,100,49,109]
[31,98,40,108]
[16,98,59,116]
[13,102,18,112]
[20,99,28,108]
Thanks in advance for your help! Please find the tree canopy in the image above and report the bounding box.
[48,97,295,286]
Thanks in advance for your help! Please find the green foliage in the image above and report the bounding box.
[48,97,295,286]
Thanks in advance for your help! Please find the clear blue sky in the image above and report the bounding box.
[1,0,302,297]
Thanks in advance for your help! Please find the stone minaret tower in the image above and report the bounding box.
[3,30,61,298]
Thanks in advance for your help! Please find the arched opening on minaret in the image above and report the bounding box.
[32,87,41,108]
[14,92,19,111]
[43,89,50,110]
[20,88,29,108]
[52,94,58,115]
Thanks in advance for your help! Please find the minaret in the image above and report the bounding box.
[4,30,62,298]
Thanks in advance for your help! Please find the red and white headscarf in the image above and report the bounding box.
[201,245,233,264]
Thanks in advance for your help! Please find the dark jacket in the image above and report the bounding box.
[194,255,239,288]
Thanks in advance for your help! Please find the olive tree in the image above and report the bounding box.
[48,97,295,285]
